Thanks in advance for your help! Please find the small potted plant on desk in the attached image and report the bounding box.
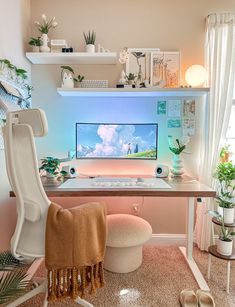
[39,156,67,180]
[168,136,189,177]
[214,162,235,224]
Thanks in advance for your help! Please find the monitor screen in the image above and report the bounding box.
[76,123,158,159]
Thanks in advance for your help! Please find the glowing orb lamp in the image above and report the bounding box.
[185,65,207,87]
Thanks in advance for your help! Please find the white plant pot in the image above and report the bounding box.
[40,33,50,53]
[217,238,233,256]
[217,206,234,224]
[62,72,74,89]
[86,44,95,53]
[171,154,184,177]
[224,207,235,224]
[46,172,55,178]
[32,46,40,52]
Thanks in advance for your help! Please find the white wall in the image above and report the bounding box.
[0,0,31,251]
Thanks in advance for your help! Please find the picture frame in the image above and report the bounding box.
[150,51,180,88]
[126,48,160,84]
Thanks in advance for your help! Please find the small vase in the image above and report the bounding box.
[40,33,50,53]
[171,154,184,177]
[217,238,233,256]
[86,44,95,53]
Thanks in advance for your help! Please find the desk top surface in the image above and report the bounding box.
[34,175,216,198]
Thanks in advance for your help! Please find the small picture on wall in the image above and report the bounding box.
[150,51,180,88]
[126,48,160,84]
[183,99,196,118]
[157,100,167,115]
[167,118,181,128]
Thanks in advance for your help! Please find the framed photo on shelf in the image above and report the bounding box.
[150,51,180,88]
[126,48,160,84]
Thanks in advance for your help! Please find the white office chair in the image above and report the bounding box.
[3,108,93,307]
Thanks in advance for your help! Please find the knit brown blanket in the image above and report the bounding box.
[45,202,106,301]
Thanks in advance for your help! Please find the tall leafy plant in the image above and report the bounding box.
[0,251,30,304]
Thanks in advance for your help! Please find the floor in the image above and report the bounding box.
[19,246,235,307]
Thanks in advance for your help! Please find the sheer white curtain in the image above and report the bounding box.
[195,13,235,251]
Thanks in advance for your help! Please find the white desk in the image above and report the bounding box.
[10,175,216,290]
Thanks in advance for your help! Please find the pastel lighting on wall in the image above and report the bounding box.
[185,65,207,87]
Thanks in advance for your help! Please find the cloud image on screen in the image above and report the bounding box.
[76,123,158,159]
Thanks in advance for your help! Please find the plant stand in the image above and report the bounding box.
[207,217,235,293]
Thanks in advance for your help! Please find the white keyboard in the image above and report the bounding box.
[93,177,137,187]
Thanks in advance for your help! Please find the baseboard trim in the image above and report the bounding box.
[146,234,219,246]
[146,234,187,246]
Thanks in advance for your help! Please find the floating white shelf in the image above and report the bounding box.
[25,52,118,65]
[57,87,210,97]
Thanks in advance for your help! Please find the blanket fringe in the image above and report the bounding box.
[47,261,105,301]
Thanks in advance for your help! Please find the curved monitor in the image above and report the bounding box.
[76,123,158,160]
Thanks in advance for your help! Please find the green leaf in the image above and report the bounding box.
[0,270,30,304]
[60,66,74,74]
[206,210,221,218]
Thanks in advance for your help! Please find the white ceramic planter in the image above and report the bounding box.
[46,172,55,178]
[217,238,233,256]
[62,72,74,89]
[86,44,95,53]
[217,206,234,224]
[224,207,235,224]
[171,154,184,177]
[32,46,40,52]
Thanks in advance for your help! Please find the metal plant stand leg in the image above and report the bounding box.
[207,254,212,279]
[227,261,231,294]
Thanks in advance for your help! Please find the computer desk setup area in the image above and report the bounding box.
[10,174,216,291]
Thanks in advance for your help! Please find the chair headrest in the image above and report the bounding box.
[7,108,48,137]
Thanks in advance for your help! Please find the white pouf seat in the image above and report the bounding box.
[104,214,152,273]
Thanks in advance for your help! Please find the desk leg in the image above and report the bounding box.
[179,197,210,291]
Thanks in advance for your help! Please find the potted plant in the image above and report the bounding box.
[39,156,67,178]
[60,65,75,88]
[74,74,85,87]
[28,37,42,52]
[125,73,136,85]
[220,145,231,163]
[214,162,235,224]
[83,30,96,53]
[168,136,189,176]
[207,211,235,256]
[34,14,58,52]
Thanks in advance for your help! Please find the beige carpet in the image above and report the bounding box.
[19,246,235,307]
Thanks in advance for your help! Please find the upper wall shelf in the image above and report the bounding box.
[25,52,118,65]
[57,87,210,97]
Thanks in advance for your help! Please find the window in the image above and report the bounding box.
[226,100,235,163]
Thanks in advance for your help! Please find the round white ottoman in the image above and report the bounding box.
[104,214,152,273]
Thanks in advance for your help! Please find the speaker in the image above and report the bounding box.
[61,165,77,178]
[155,164,169,178]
